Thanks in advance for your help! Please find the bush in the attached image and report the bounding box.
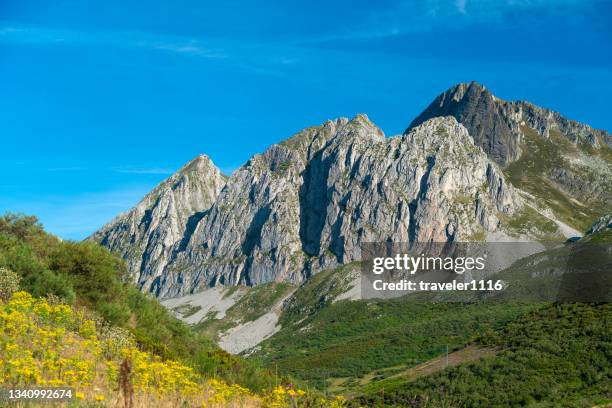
[0,266,20,302]
[0,213,280,392]
[49,241,127,306]
[29,269,77,304]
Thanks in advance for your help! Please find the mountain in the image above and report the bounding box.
[91,82,611,299]
[94,114,523,298]
[90,155,226,291]
[407,81,611,165]
[87,83,612,406]
[409,82,612,230]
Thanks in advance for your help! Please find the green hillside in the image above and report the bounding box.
[251,266,537,390]
[250,222,611,406]
[504,126,611,231]
[0,213,275,391]
[358,303,612,407]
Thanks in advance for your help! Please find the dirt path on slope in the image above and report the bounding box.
[377,345,498,384]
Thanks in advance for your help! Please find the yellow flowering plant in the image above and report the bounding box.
[0,291,348,407]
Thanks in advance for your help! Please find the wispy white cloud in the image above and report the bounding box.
[302,0,589,42]
[45,166,88,172]
[0,23,291,78]
[0,0,594,75]
[112,167,175,175]
[456,0,468,14]
[147,42,226,58]
[0,25,226,59]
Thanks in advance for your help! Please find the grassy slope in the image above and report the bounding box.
[504,126,610,231]
[355,228,611,406]
[0,214,276,391]
[501,205,563,241]
[252,218,610,403]
[251,265,536,390]
[358,303,612,408]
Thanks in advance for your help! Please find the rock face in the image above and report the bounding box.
[97,115,520,298]
[92,83,610,299]
[586,214,612,236]
[408,82,611,166]
[408,82,519,165]
[409,82,612,216]
[90,155,226,292]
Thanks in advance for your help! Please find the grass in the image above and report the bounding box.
[578,138,612,163]
[173,303,202,318]
[357,303,612,407]
[587,228,612,243]
[253,295,536,390]
[251,263,538,390]
[329,346,497,393]
[464,227,486,242]
[504,126,609,231]
[279,264,358,327]
[0,213,279,392]
[502,205,563,240]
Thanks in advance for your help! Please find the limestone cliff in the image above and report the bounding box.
[92,83,611,298]
[90,155,225,292]
[153,116,520,297]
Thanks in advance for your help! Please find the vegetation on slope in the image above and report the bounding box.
[195,282,294,342]
[252,265,537,390]
[253,218,610,405]
[0,213,355,407]
[504,126,610,231]
[0,286,353,407]
[358,303,612,407]
[0,289,256,406]
[0,214,272,390]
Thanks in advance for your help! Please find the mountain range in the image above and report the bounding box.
[91,81,611,300]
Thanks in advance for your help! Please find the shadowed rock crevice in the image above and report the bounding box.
[298,149,333,257]
[242,207,273,254]
[177,210,210,252]
[408,156,436,243]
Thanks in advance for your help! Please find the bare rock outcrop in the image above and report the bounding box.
[90,155,225,292]
[154,116,520,297]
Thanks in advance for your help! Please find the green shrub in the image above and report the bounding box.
[49,241,127,306]
[30,269,77,304]
[0,266,20,302]
[0,213,278,392]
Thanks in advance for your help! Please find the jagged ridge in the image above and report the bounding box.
[90,155,226,291]
[92,83,611,299]
[143,115,520,298]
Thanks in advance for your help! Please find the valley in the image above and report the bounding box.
[2,82,609,407]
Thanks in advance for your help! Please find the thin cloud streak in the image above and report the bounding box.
[300,0,589,43]
[112,167,175,175]
[0,25,227,59]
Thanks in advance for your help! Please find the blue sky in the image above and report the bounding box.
[1,0,611,239]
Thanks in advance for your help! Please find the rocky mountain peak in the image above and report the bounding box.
[121,115,523,298]
[344,114,385,141]
[407,81,517,165]
[92,84,609,299]
[447,81,490,103]
[407,82,611,166]
[90,154,225,290]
